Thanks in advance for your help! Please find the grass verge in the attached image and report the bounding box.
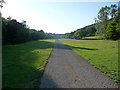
[60,39,119,84]
[3,39,55,88]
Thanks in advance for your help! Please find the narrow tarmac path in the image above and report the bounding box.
[40,40,118,88]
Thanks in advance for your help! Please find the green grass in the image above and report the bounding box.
[60,39,119,84]
[82,36,101,40]
[3,39,55,88]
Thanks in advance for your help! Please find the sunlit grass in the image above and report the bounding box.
[3,39,55,88]
[82,36,101,40]
[60,39,119,84]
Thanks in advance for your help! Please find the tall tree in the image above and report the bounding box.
[109,4,117,18]
[95,4,119,40]
[96,6,110,39]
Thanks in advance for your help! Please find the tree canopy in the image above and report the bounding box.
[2,17,64,45]
[95,4,119,40]
[65,3,120,40]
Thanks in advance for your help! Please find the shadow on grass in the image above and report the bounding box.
[2,40,99,88]
[54,40,98,50]
[69,46,98,50]
[2,40,55,88]
[22,40,55,49]
[2,60,44,88]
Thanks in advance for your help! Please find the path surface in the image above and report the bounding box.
[40,40,118,88]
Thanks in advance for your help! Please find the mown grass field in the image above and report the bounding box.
[3,39,55,88]
[82,36,101,40]
[60,38,119,84]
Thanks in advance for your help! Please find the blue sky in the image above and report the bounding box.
[2,0,118,34]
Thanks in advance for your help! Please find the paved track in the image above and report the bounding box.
[40,40,118,88]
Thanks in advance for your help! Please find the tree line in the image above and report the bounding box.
[65,24,96,39]
[95,4,120,40]
[2,17,64,45]
[2,3,119,44]
[65,3,120,40]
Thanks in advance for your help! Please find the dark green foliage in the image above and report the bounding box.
[73,30,82,39]
[95,4,119,40]
[64,33,71,39]
[65,4,119,40]
[65,24,97,39]
[2,18,30,44]
[29,29,45,41]
[105,18,119,40]
[75,24,97,38]
[2,17,64,45]
[15,28,30,43]
[97,6,110,22]
[64,31,76,39]
[3,40,55,88]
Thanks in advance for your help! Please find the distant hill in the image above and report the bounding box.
[64,23,97,39]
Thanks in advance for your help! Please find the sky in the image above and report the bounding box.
[1,0,119,34]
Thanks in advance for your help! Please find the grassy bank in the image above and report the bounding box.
[3,39,55,88]
[60,39,119,84]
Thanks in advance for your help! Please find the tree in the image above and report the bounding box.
[109,4,117,18]
[95,4,119,40]
[105,18,118,40]
[97,6,110,22]
[2,17,65,45]
[96,6,110,39]
[38,30,45,39]
[71,24,96,39]
[2,18,31,44]
[105,8,120,40]
[73,30,82,39]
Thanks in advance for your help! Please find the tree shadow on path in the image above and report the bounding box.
[40,74,60,88]
[54,40,98,51]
